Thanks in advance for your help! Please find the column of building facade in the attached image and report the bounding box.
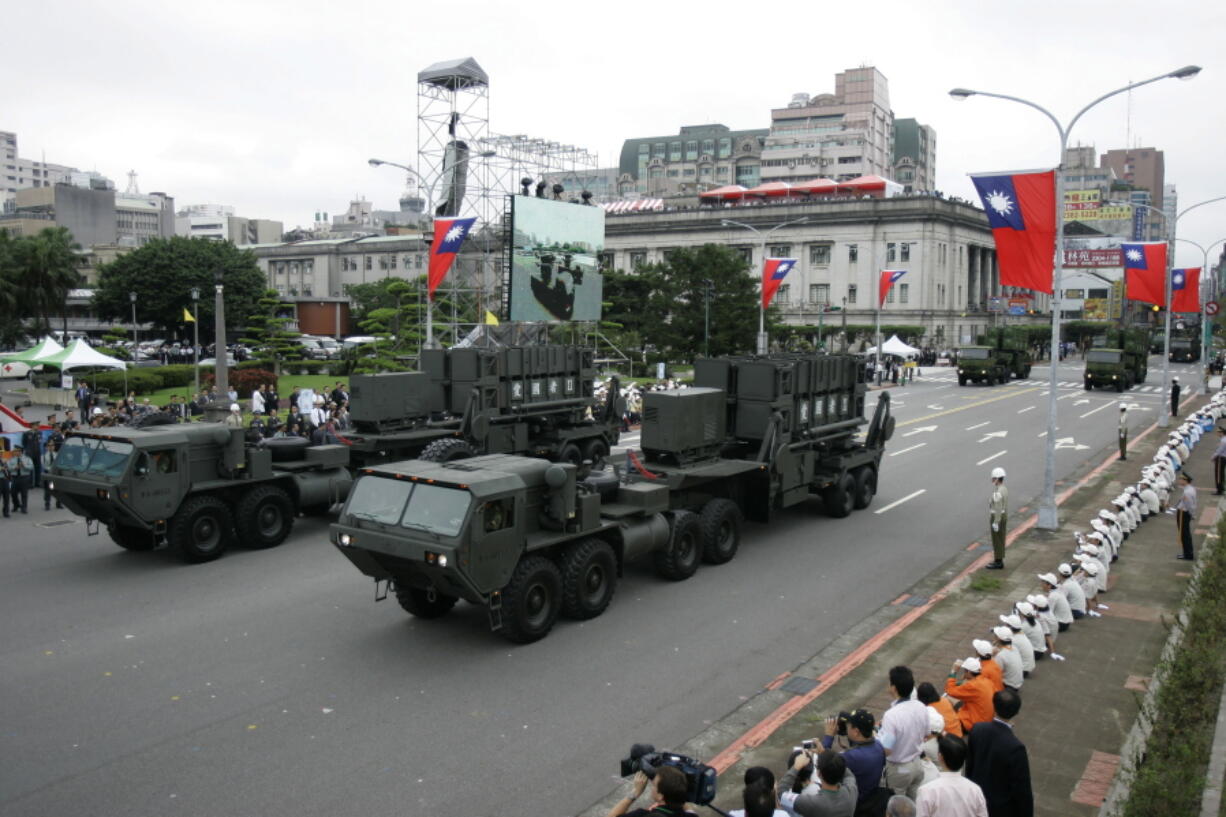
[979,246,991,310]
[967,245,979,311]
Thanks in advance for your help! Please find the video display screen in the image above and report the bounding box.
[508,196,604,322]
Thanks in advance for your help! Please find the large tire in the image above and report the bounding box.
[852,466,877,510]
[560,538,618,620]
[653,510,702,581]
[958,375,967,386]
[1023,366,1032,378]
[699,498,743,565]
[1114,380,1124,393]
[235,484,294,549]
[823,473,855,518]
[1084,381,1092,391]
[498,556,563,644]
[581,438,610,467]
[557,443,583,466]
[395,585,458,619]
[419,437,476,463]
[108,524,155,552]
[168,495,233,563]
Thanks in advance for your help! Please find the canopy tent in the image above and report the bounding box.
[864,334,920,358]
[744,181,794,198]
[0,336,64,365]
[37,339,127,371]
[790,178,840,195]
[838,174,889,192]
[698,184,748,201]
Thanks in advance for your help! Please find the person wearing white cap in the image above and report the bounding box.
[971,640,1003,693]
[1138,479,1162,518]
[999,613,1035,675]
[1058,563,1087,619]
[1076,542,1109,594]
[944,657,995,732]
[1038,573,1073,632]
[224,403,244,428]
[990,625,1023,691]
[1014,601,1047,661]
[1077,561,1103,617]
[1171,432,1190,462]
[1096,511,1123,556]
[1028,594,1064,661]
[1118,402,1129,460]
[916,708,947,787]
[985,467,1008,570]
[1111,496,1135,535]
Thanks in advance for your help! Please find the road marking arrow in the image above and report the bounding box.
[927,404,945,410]
[902,425,938,437]
[977,430,1008,443]
[966,421,990,431]
[1074,399,1091,406]
[1054,437,1090,451]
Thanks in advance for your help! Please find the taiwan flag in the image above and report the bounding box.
[1122,242,1167,306]
[970,170,1056,294]
[427,217,477,299]
[1171,267,1202,313]
[761,258,797,309]
[879,269,907,307]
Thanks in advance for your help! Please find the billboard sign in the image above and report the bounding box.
[1063,248,1123,267]
[508,196,604,322]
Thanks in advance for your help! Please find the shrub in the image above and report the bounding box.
[88,369,163,395]
[203,368,278,397]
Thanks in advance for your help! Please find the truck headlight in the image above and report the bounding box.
[1112,375,1118,380]
[339,533,352,546]
[958,368,964,374]
[437,555,448,568]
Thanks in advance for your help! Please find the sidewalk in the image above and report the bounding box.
[584,388,1223,817]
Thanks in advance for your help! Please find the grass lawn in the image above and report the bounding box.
[142,374,343,406]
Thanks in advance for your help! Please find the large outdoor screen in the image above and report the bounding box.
[508,196,604,322]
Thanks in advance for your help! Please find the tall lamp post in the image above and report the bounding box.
[950,64,1201,530]
[720,216,809,354]
[190,287,200,396]
[702,278,714,358]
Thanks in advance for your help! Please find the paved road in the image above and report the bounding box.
[0,357,1203,816]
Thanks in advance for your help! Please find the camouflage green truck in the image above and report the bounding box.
[1084,328,1148,392]
[330,354,895,643]
[957,327,1031,386]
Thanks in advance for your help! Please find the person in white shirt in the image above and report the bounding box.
[878,666,931,800]
[310,398,329,429]
[1139,480,1161,518]
[297,387,316,416]
[1038,573,1073,632]
[991,626,1023,690]
[251,385,265,416]
[999,614,1034,676]
[915,734,988,817]
[1058,563,1087,619]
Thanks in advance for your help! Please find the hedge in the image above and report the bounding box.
[203,368,279,397]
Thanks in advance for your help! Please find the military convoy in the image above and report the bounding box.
[330,353,894,643]
[956,327,1032,386]
[48,345,620,563]
[1083,328,1149,392]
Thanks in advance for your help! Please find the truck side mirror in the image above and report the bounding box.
[133,453,150,478]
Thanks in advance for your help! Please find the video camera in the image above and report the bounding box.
[620,743,718,806]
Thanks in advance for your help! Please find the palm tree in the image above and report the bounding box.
[14,227,82,335]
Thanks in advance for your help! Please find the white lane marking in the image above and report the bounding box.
[874,489,926,514]
[1037,431,1047,438]
[976,450,1007,466]
[1080,401,1116,419]
[965,421,990,431]
[1017,406,1035,414]
[977,430,1008,443]
[889,443,927,457]
[902,425,938,437]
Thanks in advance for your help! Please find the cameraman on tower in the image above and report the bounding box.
[607,767,697,817]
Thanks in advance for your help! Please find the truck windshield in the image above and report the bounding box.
[54,437,135,478]
[1086,350,1121,364]
[346,477,471,537]
[959,348,991,360]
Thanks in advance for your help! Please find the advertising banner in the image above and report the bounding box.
[1063,248,1123,267]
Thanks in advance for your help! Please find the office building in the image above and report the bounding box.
[0,130,92,211]
[617,124,769,198]
[176,203,283,244]
[892,119,937,193]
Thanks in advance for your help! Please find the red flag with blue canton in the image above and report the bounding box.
[1171,267,1201,313]
[761,258,797,309]
[1121,242,1168,306]
[878,269,907,307]
[970,170,1056,294]
[428,217,477,299]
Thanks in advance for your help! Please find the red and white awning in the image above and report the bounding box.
[601,198,664,213]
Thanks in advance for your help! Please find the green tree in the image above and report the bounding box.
[340,275,432,372]
[9,227,83,337]
[0,229,20,346]
[240,289,303,368]
[93,237,265,343]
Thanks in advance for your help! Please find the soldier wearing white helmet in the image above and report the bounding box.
[224,403,244,428]
[1171,376,1181,419]
[986,466,1008,570]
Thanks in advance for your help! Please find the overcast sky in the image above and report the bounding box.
[4,0,1223,266]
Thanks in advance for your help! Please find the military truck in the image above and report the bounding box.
[48,345,620,563]
[330,354,894,643]
[1084,328,1148,392]
[956,327,1031,386]
[47,423,352,563]
[1170,333,1200,362]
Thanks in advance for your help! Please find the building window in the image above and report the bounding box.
[810,283,830,305]
[847,284,857,304]
[718,138,732,158]
[886,287,895,304]
[736,247,754,265]
[364,256,372,270]
[669,142,682,161]
[685,141,698,160]
[769,244,792,258]
[716,166,728,177]
[653,142,666,158]
[900,243,911,262]
[639,144,649,155]
[701,140,714,155]
[847,244,858,263]
[838,156,861,164]
[809,245,831,265]
[682,168,695,177]
[899,283,909,304]
[776,284,790,304]
[630,251,647,269]
[667,169,679,178]
[887,242,896,262]
[700,166,711,176]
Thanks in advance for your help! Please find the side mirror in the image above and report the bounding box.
[134,453,151,478]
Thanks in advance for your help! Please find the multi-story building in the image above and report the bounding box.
[249,232,428,300]
[176,203,283,244]
[892,119,937,193]
[602,197,1044,346]
[617,124,769,198]
[0,130,87,211]
[762,67,894,185]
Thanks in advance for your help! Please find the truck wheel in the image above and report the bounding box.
[1023,366,1032,378]
[852,466,877,510]
[169,495,233,564]
[560,539,617,619]
[581,438,610,467]
[823,473,855,518]
[419,437,476,463]
[1114,380,1124,393]
[235,485,294,549]
[654,510,702,581]
[958,375,967,386]
[557,443,583,466]
[498,556,563,643]
[395,585,458,619]
[1084,382,1092,391]
[108,524,155,552]
[699,498,743,565]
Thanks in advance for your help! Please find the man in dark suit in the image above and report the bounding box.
[965,688,1032,817]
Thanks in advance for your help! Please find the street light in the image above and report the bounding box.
[720,216,809,354]
[127,291,137,396]
[950,65,1201,531]
[190,286,200,396]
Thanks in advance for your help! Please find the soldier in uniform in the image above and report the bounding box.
[986,466,1008,570]
[1171,376,1181,419]
[1211,426,1226,495]
[8,443,34,514]
[1118,403,1128,460]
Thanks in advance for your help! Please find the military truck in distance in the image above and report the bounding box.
[330,354,894,643]
[344,345,620,467]
[1084,328,1149,391]
[957,327,1031,386]
[1169,334,1200,363]
[48,424,351,563]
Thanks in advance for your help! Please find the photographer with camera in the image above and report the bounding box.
[778,748,857,817]
[607,767,697,817]
[614,745,715,817]
[816,709,890,815]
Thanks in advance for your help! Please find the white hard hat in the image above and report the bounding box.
[991,467,1006,479]
[230,403,240,412]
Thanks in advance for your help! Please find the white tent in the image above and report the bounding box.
[864,334,920,358]
[0,335,64,364]
[37,339,127,371]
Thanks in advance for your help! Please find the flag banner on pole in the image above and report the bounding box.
[878,269,907,307]
[427,217,477,299]
[182,307,195,323]
[1121,241,1168,306]
[1171,267,1202,313]
[484,310,500,326]
[761,258,797,309]
[970,170,1056,294]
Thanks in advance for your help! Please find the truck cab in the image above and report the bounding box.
[956,346,1008,385]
